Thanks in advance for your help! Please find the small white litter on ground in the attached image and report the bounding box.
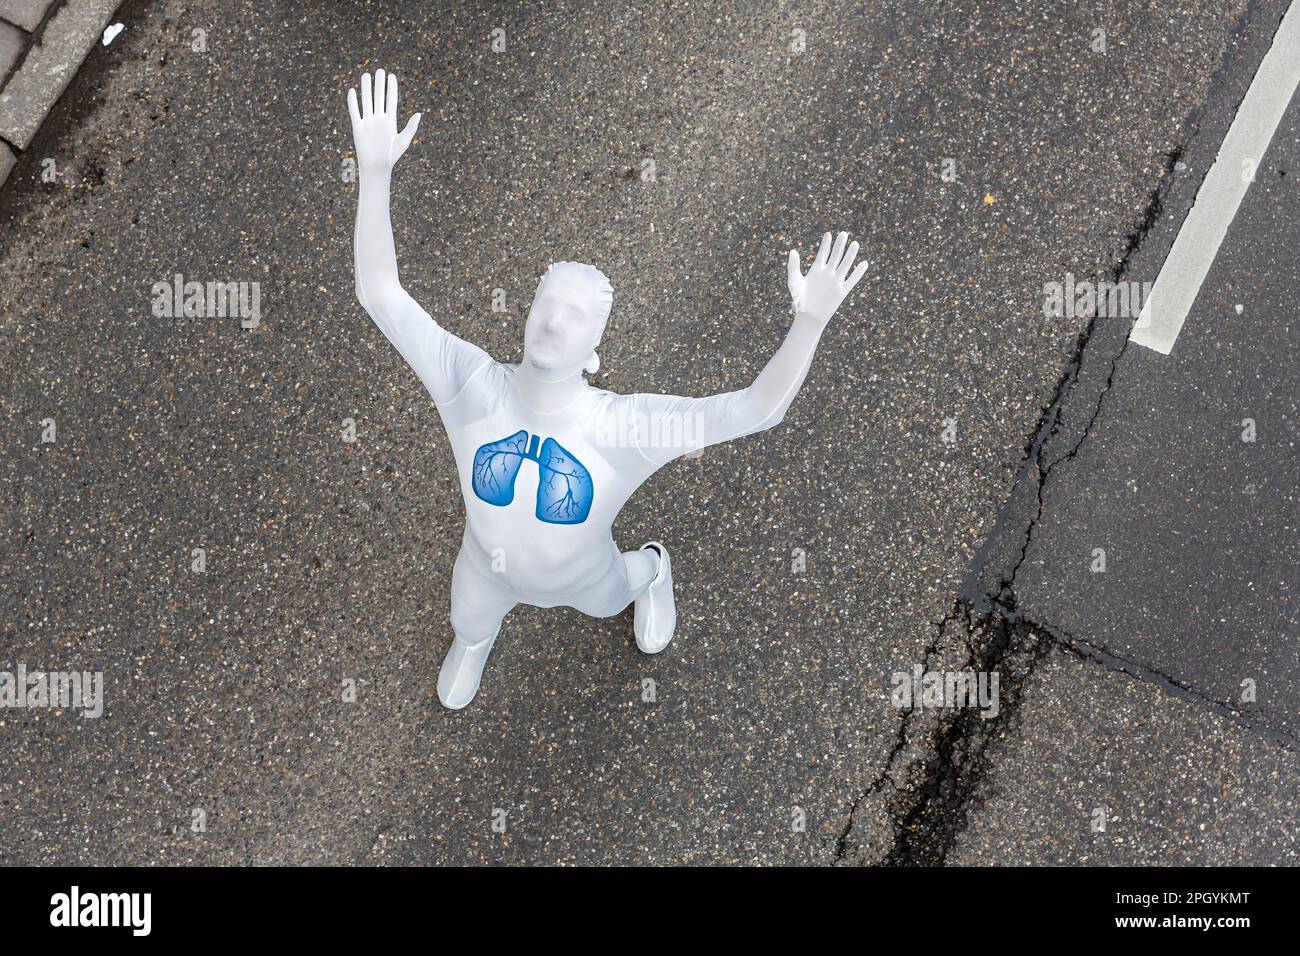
[102,23,124,46]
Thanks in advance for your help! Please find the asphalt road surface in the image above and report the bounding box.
[951,33,1300,865]
[1,0,1295,865]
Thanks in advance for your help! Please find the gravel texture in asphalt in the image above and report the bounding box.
[1,0,1286,864]
[951,643,1300,865]
[1011,71,1300,742]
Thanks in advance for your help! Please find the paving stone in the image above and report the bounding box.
[0,18,25,80]
[0,0,54,34]
[0,0,120,150]
[0,137,14,188]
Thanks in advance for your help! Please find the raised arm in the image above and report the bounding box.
[348,69,490,405]
[745,230,867,426]
[626,231,866,466]
[350,69,421,321]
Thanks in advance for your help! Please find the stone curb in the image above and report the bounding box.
[0,0,123,189]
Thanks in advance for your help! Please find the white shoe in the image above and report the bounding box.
[633,541,676,654]
[437,628,499,710]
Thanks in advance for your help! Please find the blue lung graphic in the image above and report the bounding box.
[472,430,594,524]
[535,437,593,524]
[472,430,529,506]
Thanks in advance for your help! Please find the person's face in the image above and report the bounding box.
[523,282,605,376]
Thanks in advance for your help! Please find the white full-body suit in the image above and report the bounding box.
[347,69,867,707]
[358,274,787,635]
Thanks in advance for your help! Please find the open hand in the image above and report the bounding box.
[347,68,421,173]
[787,231,868,324]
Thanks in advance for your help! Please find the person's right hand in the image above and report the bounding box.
[347,69,421,174]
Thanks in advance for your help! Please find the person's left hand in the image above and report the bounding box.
[787,231,868,324]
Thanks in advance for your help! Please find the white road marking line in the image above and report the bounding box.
[1131,1,1300,355]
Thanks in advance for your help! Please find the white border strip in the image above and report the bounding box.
[1131,1,1300,354]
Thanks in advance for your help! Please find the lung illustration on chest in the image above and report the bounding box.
[471,430,595,524]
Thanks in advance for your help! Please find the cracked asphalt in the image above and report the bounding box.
[1,0,1296,865]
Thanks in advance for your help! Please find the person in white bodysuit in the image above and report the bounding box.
[348,70,868,708]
